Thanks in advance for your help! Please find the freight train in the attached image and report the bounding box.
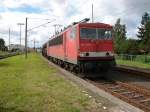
[42,18,116,73]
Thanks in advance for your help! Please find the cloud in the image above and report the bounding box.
[0,15,2,19]
[0,0,150,47]
[124,0,150,14]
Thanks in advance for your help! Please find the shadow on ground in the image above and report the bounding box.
[0,105,24,112]
[0,62,10,67]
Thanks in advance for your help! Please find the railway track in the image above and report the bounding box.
[85,78,150,112]
[114,65,150,78]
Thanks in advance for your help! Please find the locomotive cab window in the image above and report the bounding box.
[80,28,96,39]
[98,29,112,39]
[80,28,112,39]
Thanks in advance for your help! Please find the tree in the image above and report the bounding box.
[142,21,150,52]
[141,12,150,25]
[0,38,5,50]
[137,12,149,40]
[0,38,7,51]
[113,18,127,53]
[113,18,126,39]
[126,39,139,54]
[137,12,150,53]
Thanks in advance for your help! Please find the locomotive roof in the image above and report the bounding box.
[78,22,112,28]
[47,22,112,42]
[43,22,113,46]
[53,22,112,36]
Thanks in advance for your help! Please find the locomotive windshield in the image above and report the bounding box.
[80,28,112,39]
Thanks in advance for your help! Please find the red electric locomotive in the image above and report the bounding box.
[43,18,116,73]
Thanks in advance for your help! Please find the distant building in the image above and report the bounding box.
[36,48,42,53]
[8,44,25,51]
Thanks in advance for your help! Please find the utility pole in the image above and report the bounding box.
[23,18,55,59]
[34,39,35,50]
[25,17,28,59]
[34,39,36,50]
[33,39,39,51]
[92,3,94,22]
[17,23,24,48]
[8,28,10,50]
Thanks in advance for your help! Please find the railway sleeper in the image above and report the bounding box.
[131,94,143,99]
[139,98,150,103]
[108,85,120,89]
[100,82,114,86]
[120,91,135,95]
[111,89,126,92]
[131,97,145,102]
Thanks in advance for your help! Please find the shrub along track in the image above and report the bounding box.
[0,52,21,60]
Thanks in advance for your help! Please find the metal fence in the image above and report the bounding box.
[115,54,150,64]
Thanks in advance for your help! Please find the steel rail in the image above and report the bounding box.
[86,79,150,112]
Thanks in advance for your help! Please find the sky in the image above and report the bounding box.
[0,0,150,47]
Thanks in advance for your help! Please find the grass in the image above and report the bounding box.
[116,59,150,69]
[0,53,105,112]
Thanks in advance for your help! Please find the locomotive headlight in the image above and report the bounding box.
[80,52,90,57]
[80,53,85,57]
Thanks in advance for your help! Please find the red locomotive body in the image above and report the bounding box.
[44,20,115,73]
